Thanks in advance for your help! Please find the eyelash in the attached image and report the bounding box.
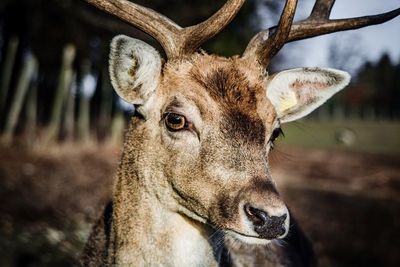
[269,127,284,149]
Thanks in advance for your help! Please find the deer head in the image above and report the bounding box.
[87,0,399,248]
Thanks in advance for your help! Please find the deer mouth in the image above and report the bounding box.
[224,229,273,245]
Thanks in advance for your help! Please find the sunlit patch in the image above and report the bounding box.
[278,90,297,113]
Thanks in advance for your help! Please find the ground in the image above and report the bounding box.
[0,143,399,266]
[271,146,400,267]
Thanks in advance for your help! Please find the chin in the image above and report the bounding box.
[225,230,272,246]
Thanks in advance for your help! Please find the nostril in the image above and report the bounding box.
[244,204,268,226]
[244,204,288,239]
[276,214,287,225]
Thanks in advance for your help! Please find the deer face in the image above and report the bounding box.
[110,35,350,245]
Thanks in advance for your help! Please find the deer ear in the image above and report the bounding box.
[266,68,350,123]
[109,35,162,105]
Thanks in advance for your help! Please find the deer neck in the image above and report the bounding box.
[108,135,220,266]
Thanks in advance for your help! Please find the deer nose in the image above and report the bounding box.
[244,204,288,239]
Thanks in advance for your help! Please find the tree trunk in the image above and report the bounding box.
[63,72,77,142]
[77,59,96,143]
[98,67,113,141]
[0,36,19,111]
[2,52,37,144]
[45,44,75,143]
[25,64,39,148]
[110,106,125,144]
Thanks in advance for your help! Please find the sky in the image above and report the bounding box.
[259,0,400,73]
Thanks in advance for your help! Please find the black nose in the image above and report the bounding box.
[244,204,287,239]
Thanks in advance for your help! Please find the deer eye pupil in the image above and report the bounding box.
[165,113,186,131]
[270,127,283,143]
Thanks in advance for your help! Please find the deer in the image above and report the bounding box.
[81,0,400,266]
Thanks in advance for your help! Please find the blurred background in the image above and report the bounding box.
[0,0,399,266]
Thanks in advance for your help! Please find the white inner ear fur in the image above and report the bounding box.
[266,67,351,123]
[109,35,161,105]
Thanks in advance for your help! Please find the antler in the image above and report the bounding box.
[85,0,245,59]
[243,0,400,66]
[243,0,297,66]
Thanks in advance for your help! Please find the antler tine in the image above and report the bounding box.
[243,0,400,66]
[243,0,298,66]
[86,0,182,58]
[287,6,400,42]
[309,0,335,20]
[179,0,246,55]
[86,0,246,59]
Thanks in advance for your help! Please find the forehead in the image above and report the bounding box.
[190,57,259,112]
[161,54,276,142]
[162,54,272,110]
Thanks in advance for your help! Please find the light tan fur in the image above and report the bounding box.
[82,54,300,266]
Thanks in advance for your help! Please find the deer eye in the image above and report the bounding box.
[164,112,187,131]
[269,127,284,147]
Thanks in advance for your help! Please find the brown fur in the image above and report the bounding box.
[81,53,315,266]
